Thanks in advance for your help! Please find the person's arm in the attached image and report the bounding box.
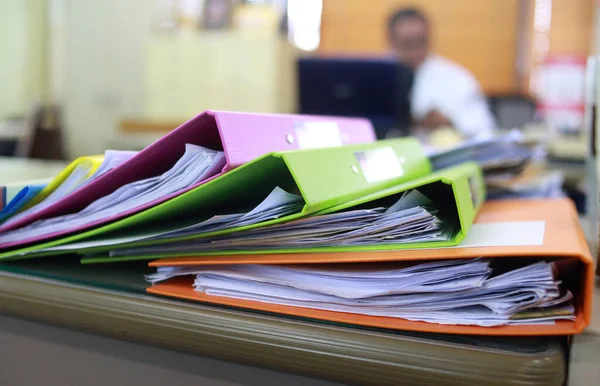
[416,110,452,129]
[451,90,496,138]
[410,58,495,138]
[444,72,496,138]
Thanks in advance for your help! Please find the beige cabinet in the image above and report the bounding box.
[144,33,297,120]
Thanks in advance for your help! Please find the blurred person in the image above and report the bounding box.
[388,7,495,140]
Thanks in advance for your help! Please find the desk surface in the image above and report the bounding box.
[0,156,597,385]
[0,258,577,386]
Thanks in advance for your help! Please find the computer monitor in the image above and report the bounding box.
[297,57,413,138]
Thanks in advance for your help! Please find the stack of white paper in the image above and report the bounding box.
[29,186,305,255]
[0,144,224,243]
[108,190,452,257]
[158,186,305,237]
[145,260,575,327]
[3,150,137,226]
[428,131,565,199]
[78,150,138,188]
[486,169,565,199]
[429,131,533,172]
[32,188,446,257]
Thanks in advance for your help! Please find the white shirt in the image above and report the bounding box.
[411,55,495,138]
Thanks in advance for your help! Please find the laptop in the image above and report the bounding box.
[297,57,413,139]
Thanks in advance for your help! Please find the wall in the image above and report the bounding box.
[61,0,153,157]
[60,1,296,157]
[521,0,595,93]
[0,0,153,156]
[595,0,600,55]
[48,0,67,104]
[319,0,519,94]
[319,0,596,95]
[0,0,47,119]
[144,33,296,121]
[548,0,595,55]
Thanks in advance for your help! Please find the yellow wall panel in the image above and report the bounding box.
[320,0,519,93]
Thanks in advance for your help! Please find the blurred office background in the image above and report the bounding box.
[0,0,597,160]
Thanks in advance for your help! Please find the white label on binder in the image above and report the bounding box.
[295,122,342,149]
[459,221,546,247]
[355,147,404,183]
